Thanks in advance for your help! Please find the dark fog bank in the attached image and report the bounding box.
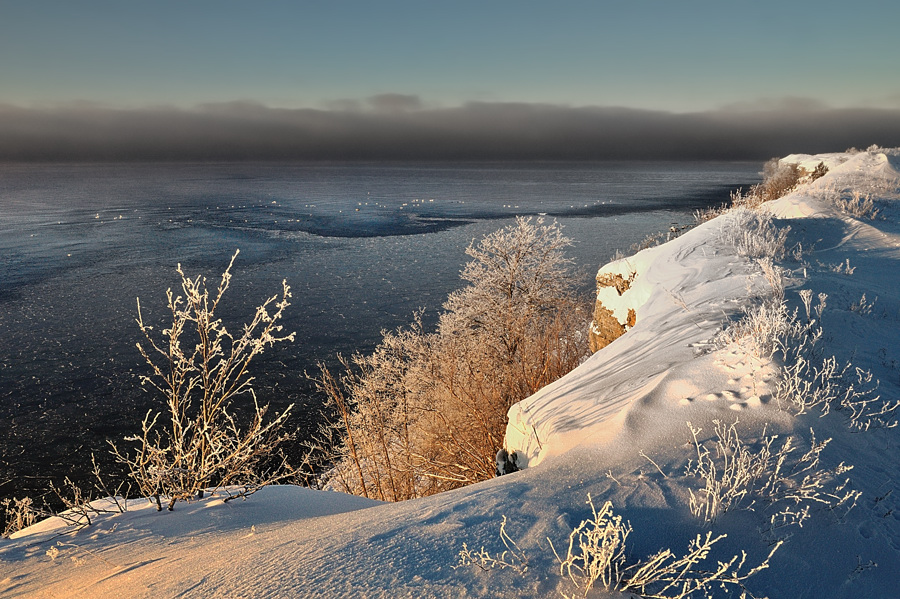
[3,100,900,161]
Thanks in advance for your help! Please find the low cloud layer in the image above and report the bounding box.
[3,98,900,161]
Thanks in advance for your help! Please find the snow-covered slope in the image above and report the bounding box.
[2,149,899,598]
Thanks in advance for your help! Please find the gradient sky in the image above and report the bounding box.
[3,0,899,112]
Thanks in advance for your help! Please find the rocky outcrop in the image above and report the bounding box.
[588,272,637,352]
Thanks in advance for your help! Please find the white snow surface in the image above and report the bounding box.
[3,149,900,598]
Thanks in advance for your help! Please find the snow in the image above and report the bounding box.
[781,152,851,174]
[2,148,900,598]
[505,212,786,468]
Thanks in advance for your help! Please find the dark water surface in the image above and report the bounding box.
[0,161,759,500]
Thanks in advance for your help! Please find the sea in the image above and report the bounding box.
[0,160,760,501]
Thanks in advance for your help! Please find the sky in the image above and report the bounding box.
[2,1,900,160]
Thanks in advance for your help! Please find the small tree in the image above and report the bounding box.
[112,251,297,510]
[424,217,587,483]
[315,218,590,500]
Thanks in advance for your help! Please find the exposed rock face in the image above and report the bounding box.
[589,272,637,353]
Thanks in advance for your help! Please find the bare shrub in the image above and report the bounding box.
[462,494,781,599]
[314,218,590,500]
[758,159,803,202]
[111,251,297,510]
[46,455,131,529]
[694,158,810,225]
[685,421,859,535]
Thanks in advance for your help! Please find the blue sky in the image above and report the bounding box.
[2,0,899,112]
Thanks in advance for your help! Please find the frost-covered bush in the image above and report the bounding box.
[717,298,795,359]
[111,251,297,510]
[314,218,590,500]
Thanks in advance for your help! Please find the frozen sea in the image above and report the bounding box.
[0,160,759,499]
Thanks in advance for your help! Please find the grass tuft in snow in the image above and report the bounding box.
[685,420,859,538]
[2,454,129,537]
[1,497,37,538]
[835,191,880,220]
[456,515,529,574]
[630,224,693,253]
[849,293,876,316]
[766,292,899,431]
[462,494,782,599]
[808,177,898,220]
[720,209,791,261]
[719,261,898,432]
